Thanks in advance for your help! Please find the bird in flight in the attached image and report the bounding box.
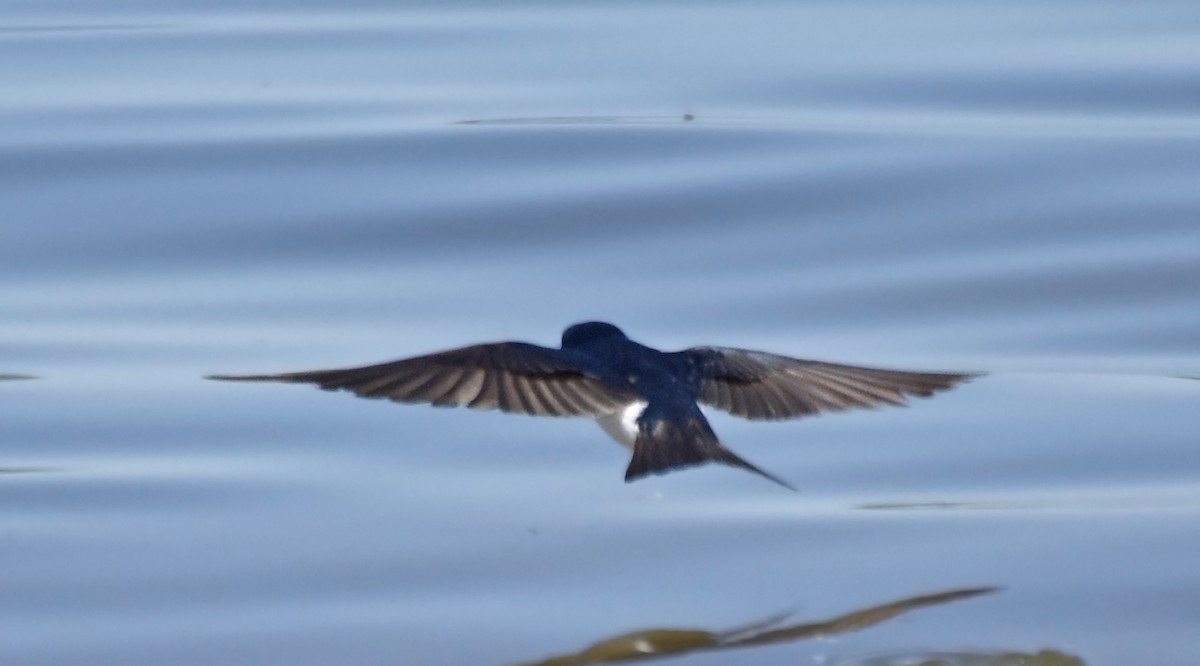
[207,321,976,489]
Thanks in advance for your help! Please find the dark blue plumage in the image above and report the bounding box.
[209,321,976,489]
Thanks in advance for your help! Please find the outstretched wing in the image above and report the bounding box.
[678,347,977,421]
[208,342,634,417]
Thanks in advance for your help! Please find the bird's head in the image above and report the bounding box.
[561,321,627,348]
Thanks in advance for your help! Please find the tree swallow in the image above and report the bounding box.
[208,321,975,489]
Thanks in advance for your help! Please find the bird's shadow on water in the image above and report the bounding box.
[510,586,1082,666]
[3,374,46,473]
[454,114,697,126]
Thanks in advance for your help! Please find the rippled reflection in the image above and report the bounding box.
[517,587,998,666]
[851,650,1084,666]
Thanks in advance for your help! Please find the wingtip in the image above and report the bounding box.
[204,373,279,382]
[910,369,984,397]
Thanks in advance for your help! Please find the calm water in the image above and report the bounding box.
[3,2,1199,665]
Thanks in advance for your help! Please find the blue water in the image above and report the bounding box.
[2,2,1199,665]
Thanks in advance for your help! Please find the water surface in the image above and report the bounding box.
[2,2,1199,664]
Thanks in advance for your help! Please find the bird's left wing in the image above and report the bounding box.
[676,347,978,421]
[207,342,634,418]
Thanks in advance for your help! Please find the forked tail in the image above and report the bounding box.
[625,416,795,491]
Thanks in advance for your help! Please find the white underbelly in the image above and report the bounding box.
[596,401,647,450]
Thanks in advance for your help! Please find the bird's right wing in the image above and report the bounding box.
[207,342,634,418]
[677,347,978,421]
